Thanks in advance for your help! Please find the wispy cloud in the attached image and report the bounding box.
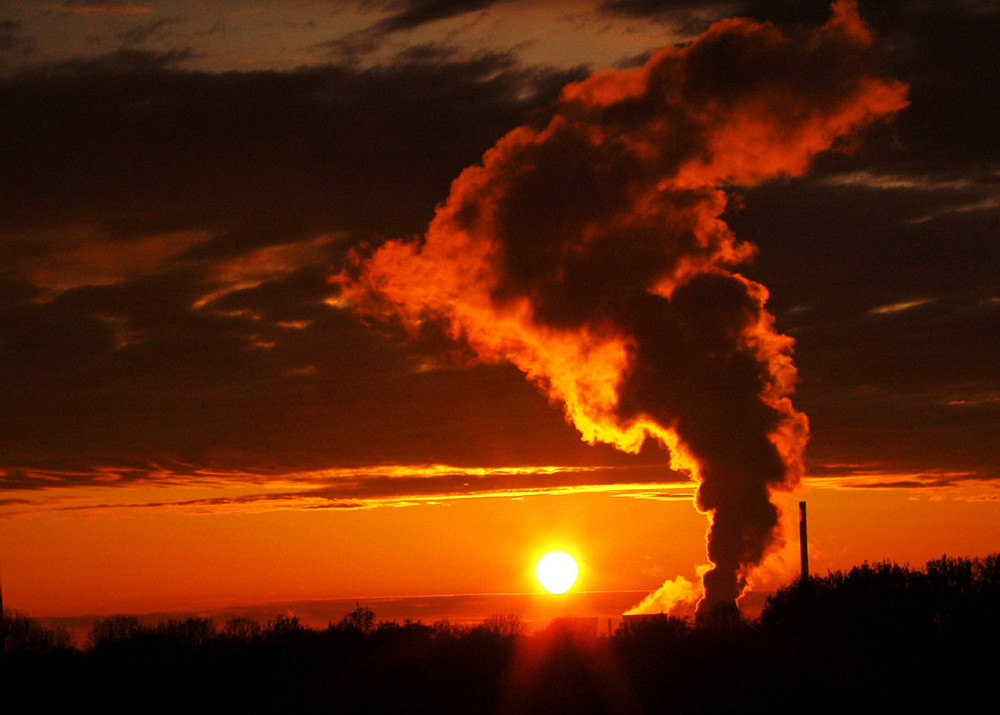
[823,170,975,191]
[317,0,499,56]
[192,233,343,311]
[947,392,1000,407]
[0,463,692,517]
[821,169,1000,224]
[20,228,211,297]
[868,299,933,315]
[909,195,1000,224]
[806,464,999,498]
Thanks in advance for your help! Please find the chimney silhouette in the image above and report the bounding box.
[799,501,809,582]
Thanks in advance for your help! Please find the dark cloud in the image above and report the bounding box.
[376,0,499,33]
[1,0,997,530]
[731,169,1000,476]
[0,46,617,482]
[315,0,501,62]
[0,269,607,477]
[600,0,730,31]
[601,0,720,12]
[0,19,19,52]
[0,48,578,243]
[807,461,999,486]
[0,18,34,61]
[12,462,687,514]
[118,17,183,48]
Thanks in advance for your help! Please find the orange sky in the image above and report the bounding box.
[4,477,998,618]
[1,0,998,620]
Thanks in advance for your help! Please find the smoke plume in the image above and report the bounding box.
[336,1,907,615]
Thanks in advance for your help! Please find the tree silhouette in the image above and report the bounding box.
[221,615,263,641]
[3,555,998,713]
[0,609,73,656]
[478,613,523,638]
[266,613,303,637]
[86,614,148,652]
[336,603,376,634]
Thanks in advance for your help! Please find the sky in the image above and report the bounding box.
[1,0,998,619]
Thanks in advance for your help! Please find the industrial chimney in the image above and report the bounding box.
[799,501,809,582]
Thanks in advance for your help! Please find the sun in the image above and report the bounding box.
[536,551,579,594]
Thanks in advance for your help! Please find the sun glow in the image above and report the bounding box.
[536,552,579,595]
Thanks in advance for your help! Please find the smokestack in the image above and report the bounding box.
[799,501,809,582]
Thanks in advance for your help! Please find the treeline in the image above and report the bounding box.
[615,553,1000,713]
[1,605,520,713]
[2,554,998,713]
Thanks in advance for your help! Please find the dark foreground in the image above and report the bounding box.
[3,555,998,713]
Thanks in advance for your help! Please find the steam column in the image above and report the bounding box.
[798,501,809,583]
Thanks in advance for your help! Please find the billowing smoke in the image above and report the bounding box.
[336,1,907,616]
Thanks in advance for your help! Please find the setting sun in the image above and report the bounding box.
[536,552,579,594]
